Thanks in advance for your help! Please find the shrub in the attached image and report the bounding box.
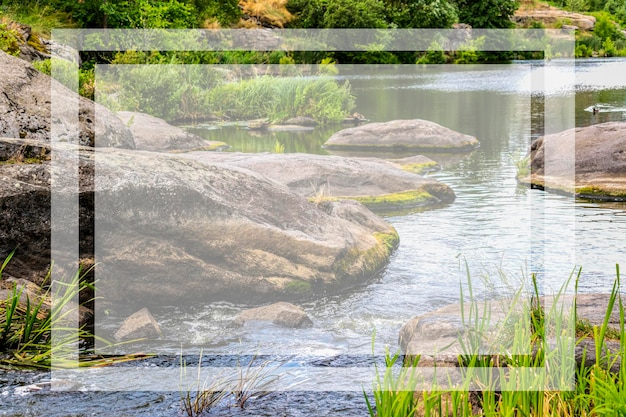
[0,23,20,56]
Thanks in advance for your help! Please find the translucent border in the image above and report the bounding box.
[50,29,575,392]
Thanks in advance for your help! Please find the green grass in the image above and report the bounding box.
[364,265,626,416]
[0,252,144,369]
[98,63,355,124]
[0,1,75,37]
[208,75,355,124]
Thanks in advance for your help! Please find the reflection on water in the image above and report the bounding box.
[5,59,626,416]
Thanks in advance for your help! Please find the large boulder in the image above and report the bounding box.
[0,50,134,148]
[513,5,596,31]
[0,138,52,284]
[0,138,399,305]
[116,111,228,152]
[399,293,624,371]
[180,152,455,215]
[323,120,479,153]
[519,122,626,201]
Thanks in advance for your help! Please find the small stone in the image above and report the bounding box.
[114,308,162,341]
[283,116,317,126]
[234,302,313,328]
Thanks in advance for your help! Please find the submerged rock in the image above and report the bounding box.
[180,152,455,215]
[519,122,626,201]
[283,116,317,126]
[233,302,313,328]
[116,111,228,152]
[387,155,440,174]
[323,119,479,152]
[0,50,134,148]
[0,138,399,305]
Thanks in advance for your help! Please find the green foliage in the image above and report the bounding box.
[454,35,486,63]
[32,58,51,75]
[454,0,520,28]
[604,0,626,25]
[565,0,588,12]
[210,75,355,124]
[391,0,458,28]
[52,0,196,28]
[198,0,240,26]
[272,139,285,154]
[575,43,593,57]
[98,59,354,124]
[0,1,74,36]
[99,62,225,121]
[288,0,389,28]
[365,266,626,417]
[603,37,617,56]
[364,344,421,417]
[593,12,622,42]
[0,23,20,56]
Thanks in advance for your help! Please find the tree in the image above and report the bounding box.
[453,0,520,28]
[53,0,197,28]
[392,0,458,28]
[288,0,389,28]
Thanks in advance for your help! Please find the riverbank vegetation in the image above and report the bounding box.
[364,266,626,416]
[94,61,354,123]
[0,253,142,369]
[2,0,626,110]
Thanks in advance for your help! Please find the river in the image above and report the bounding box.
[2,58,626,416]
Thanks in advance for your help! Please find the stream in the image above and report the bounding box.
[2,58,626,416]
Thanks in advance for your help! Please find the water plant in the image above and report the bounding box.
[98,64,355,124]
[179,351,229,417]
[363,265,626,416]
[272,139,285,154]
[0,252,143,369]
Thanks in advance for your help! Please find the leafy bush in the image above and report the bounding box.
[454,0,520,28]
[575,43,592,57]
[288,0,388,28]
[593,12,622,41]
[52,0,196,28]
[32,58,51,75]
[392,0,458,28]
[0,23,20,56]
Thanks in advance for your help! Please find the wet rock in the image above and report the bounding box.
[388,155,440,174]
[0,50,134,148]
[114,308,162,341]
[283,116,317,126]
[116,111,228,152]
[323,119,479,152]
[180,152,454,214]
[3,21,49,62]
[266,124,314,132]
[518,122,626,201]
[233,302,313,328]
[247,118,270,130]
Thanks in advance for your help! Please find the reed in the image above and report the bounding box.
[364,265,626,416]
